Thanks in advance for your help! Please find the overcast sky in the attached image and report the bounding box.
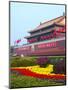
[10,2,65,46]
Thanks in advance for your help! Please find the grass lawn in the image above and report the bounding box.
[10,73,65,89]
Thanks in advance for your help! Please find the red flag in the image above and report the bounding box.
[16,39,21,44]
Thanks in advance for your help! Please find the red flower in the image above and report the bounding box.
[11,68,65,80]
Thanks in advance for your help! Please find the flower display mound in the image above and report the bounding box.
[29,64,53,74]
[11,64,53,74]
[11,65,65,80]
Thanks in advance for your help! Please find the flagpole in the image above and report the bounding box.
[14,41,16,47]
[14,41,17,47]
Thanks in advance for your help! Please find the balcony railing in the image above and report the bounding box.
[28,30,65,43]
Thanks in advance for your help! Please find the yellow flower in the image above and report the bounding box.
[28,64,53,75]
[19,64,54,75]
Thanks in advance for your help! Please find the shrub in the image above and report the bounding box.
[36,57,49,67]
[53,58,66,74]
[48,56,65,65]
[10,56,37,67]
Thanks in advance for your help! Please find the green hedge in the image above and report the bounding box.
[48,56,65,65]
[10,56,37,67]
[10,56,65,67]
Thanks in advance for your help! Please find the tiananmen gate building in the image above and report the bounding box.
[14,15,66,56]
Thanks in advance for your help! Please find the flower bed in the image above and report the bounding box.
[11,67,65,80]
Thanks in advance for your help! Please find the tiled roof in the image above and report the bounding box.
[55,17,65,26]
[28,15,65,33]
